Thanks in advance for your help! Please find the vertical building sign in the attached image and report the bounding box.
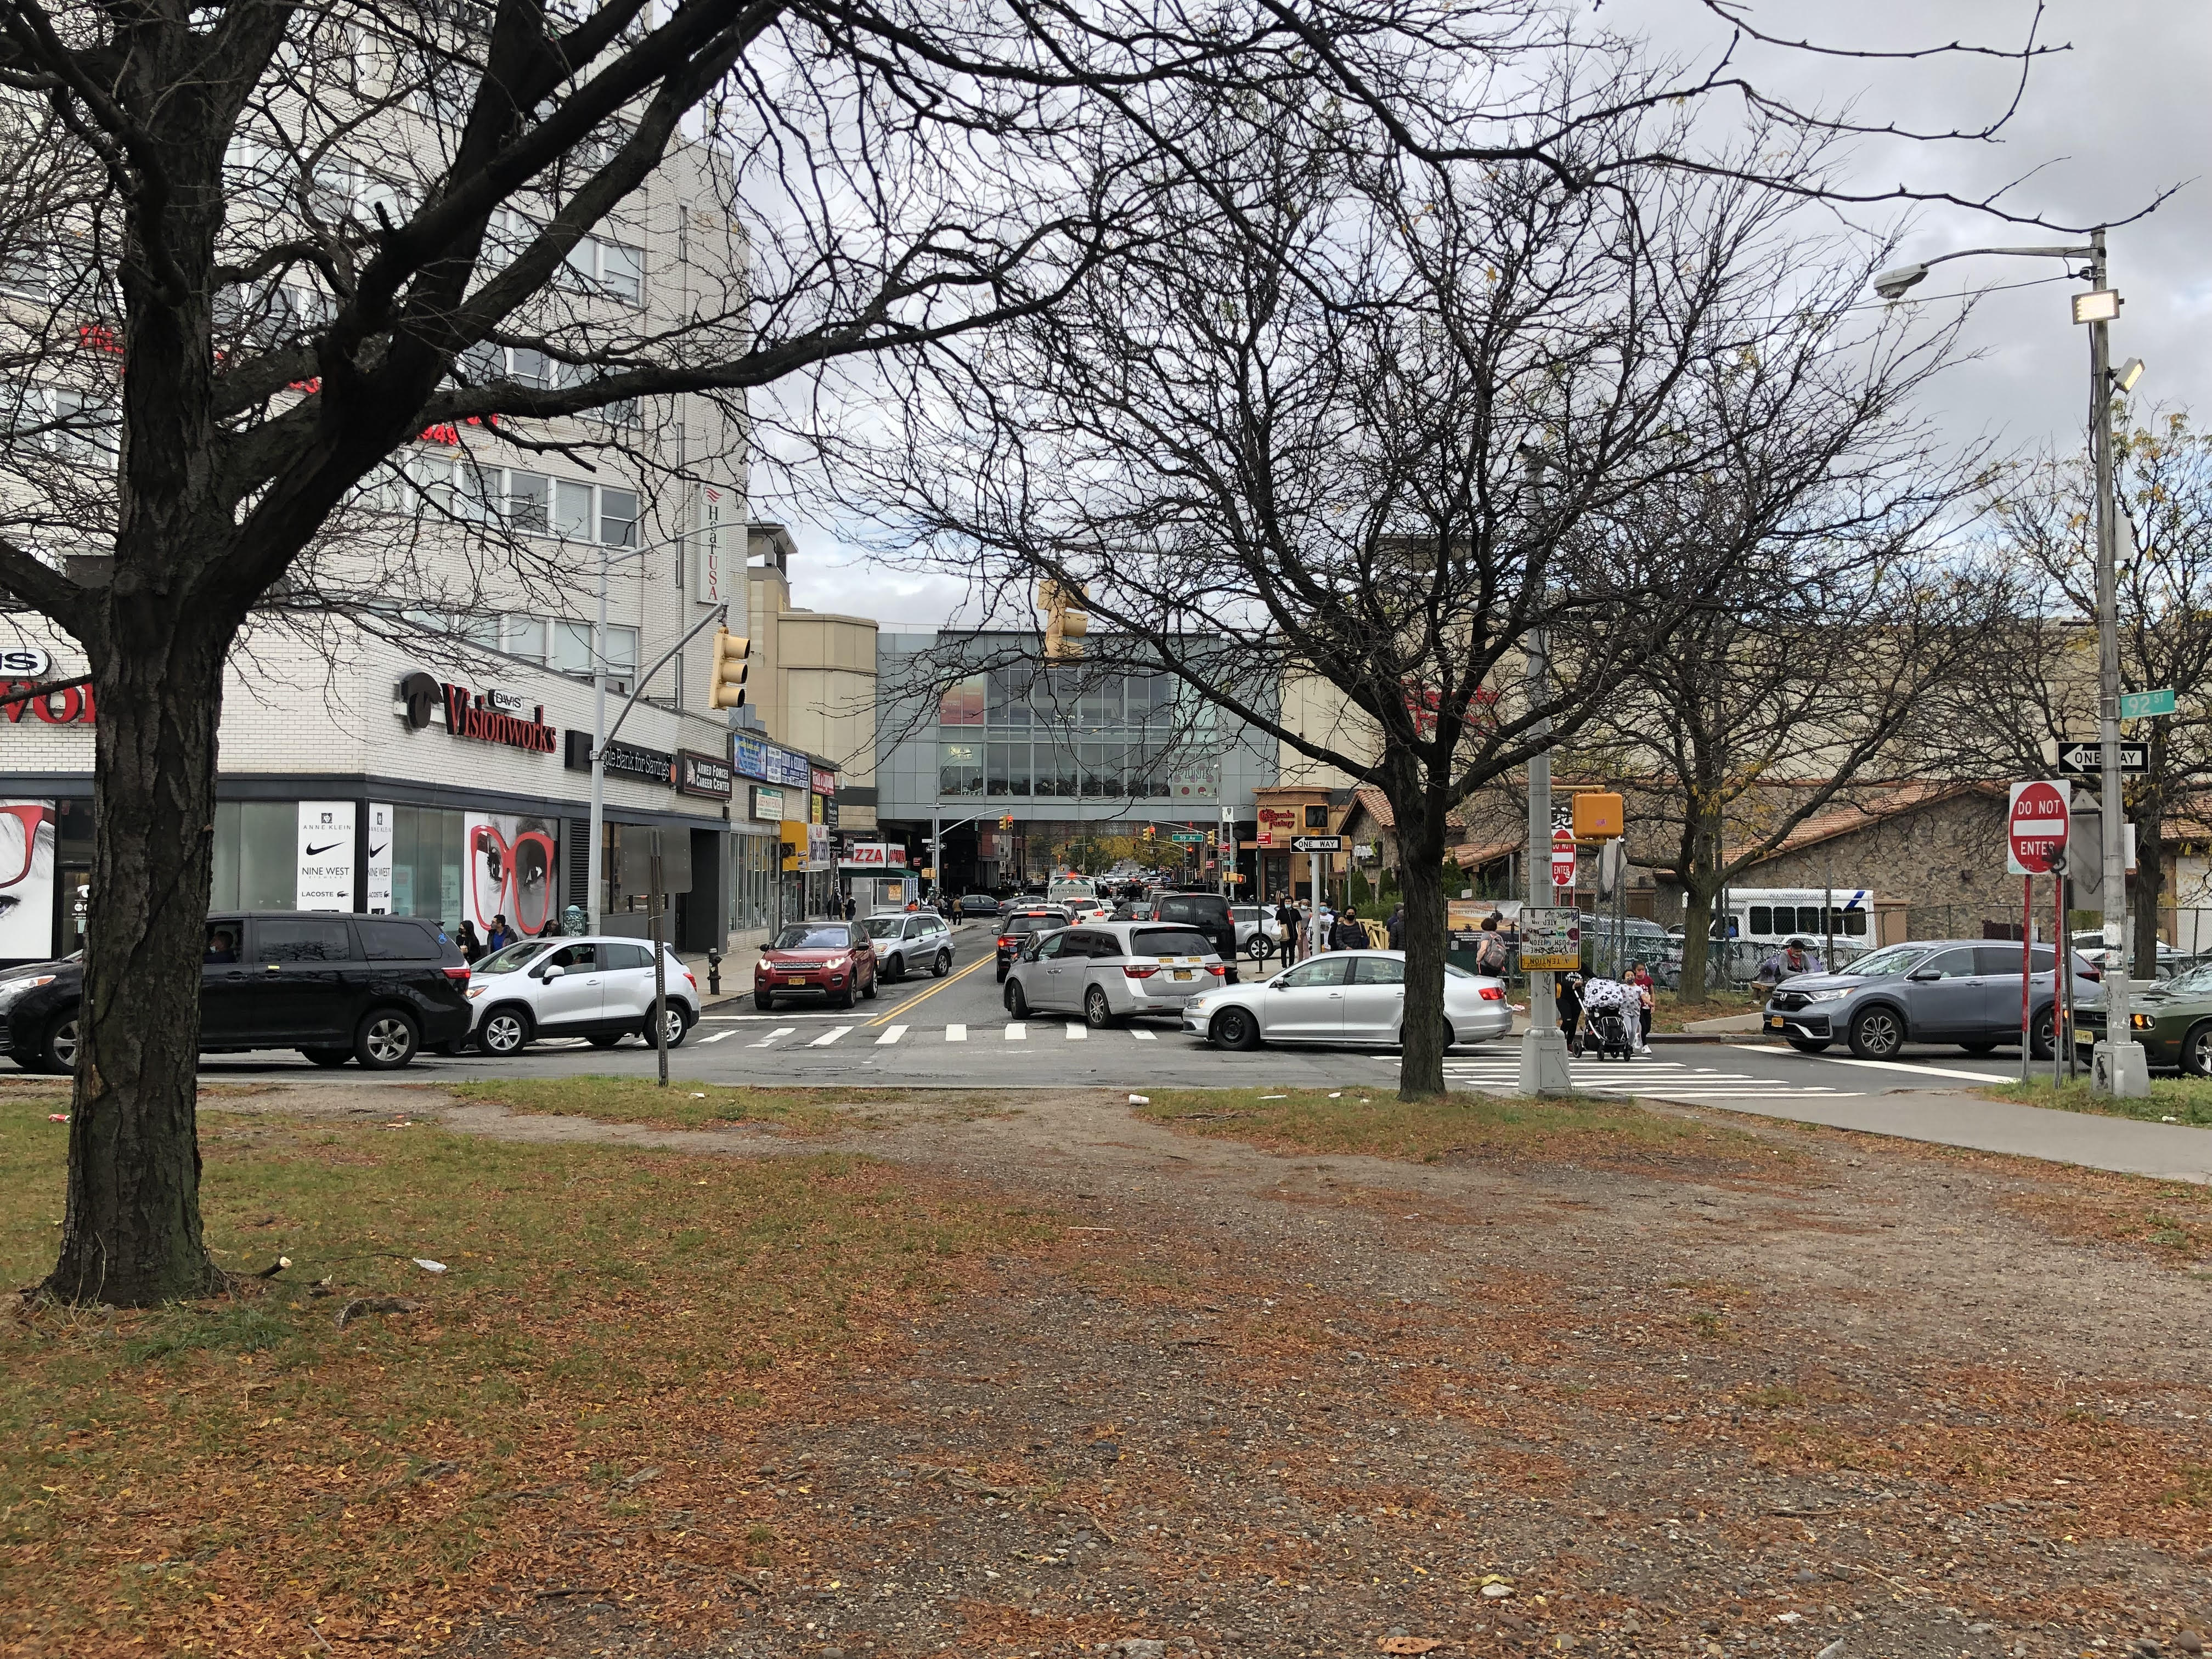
[296,801,358,912]
[696,484,730,605]
[365,802,394,913]
[0,799,55,960]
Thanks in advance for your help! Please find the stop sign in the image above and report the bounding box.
[2007,780,2070,876]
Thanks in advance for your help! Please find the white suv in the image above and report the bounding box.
[467,936,700,1056]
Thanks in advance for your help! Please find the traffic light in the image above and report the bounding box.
[1038,578,1088,661]
[707,628,750,708]
[1000,812,1014,830]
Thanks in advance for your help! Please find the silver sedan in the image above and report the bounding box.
[1180,949,1512,1049]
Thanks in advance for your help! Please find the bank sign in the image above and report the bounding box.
[733,730,811,790]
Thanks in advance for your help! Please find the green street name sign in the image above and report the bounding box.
[2120,688,2177,720]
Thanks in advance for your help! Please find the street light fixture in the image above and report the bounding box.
[1871,229,2147,1098]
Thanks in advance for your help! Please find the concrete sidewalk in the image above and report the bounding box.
[1660,1085,2212,1184]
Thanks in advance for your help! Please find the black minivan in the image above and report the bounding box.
[0,912,472,1073]
[1150,891,1240,983]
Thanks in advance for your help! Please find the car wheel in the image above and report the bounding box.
[1847,1006,1903,1061]
[861,971,878,1000]
[656,1005,691,1048]
[2181,1019,2212,1077]
[886,954,904,982]
[1084,985,1116,1028]
[995,965,1008,984]
[302,1047,352,1067]
[1786,1037,1832,1054]
[1245,935,1269,961]
[2030,1007,2055,1061]
[478,1006,531,1056]
[933,951,951,978]
[1004,979,1029,1019]
[1211,1006,1261,1051]
[834,979,856,1010]
[1959,1040,1999,1055]
[40,1012,80,1074]
[356,1008,420,1070]
[588,1034,624,1049]
[754,991,775,1012]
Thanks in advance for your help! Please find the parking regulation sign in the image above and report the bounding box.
[2006,779,2069,876]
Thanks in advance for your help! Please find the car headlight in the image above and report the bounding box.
[0,974,55,1012]
[1800,990,1850,1006]
[2132,1012,2157,1030]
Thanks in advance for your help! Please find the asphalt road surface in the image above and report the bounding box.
[174,921,2055,1099]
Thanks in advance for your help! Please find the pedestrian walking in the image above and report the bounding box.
[1557,971,1584,1056]
[1626,962,1656,1053]
[1274,899,1301,964]
[484,915,514,951]
[1334,904,1367,951]
[1473,915,1510,978]
[1385,902,1406,951]
[454,921,483,964]
[843,890,857,921]
[1316,900,1336,951]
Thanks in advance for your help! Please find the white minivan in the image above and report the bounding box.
[466,936,699,1055]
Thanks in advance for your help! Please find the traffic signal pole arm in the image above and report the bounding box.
[596,601,731,756]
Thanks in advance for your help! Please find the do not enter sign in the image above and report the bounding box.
[2007,779,2070,876]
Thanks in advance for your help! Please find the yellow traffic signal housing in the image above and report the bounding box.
[708,629,751,709]
[1039,578,1089,660]
[1572,792,1625,840]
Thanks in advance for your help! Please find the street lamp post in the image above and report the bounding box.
[1872,233,2147,1096]
[1514,443,1573,1096]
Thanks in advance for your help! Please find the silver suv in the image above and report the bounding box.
[861,911,955,981]
[1763,939,2096,1060]
[1003,919,1226,1026]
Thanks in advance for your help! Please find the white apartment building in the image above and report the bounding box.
[0,45,789,963]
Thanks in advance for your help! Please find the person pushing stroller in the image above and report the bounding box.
[1577,974,1641,1061]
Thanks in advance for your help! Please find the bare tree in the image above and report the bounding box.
[1967,408,2212,969]
[1573,409,2007,1003]
[842,65,2000,1097]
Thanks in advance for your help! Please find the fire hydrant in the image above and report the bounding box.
[706,947,723,996]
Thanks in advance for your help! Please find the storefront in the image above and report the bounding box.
[1,630,740,965]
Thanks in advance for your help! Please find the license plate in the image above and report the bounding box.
[1173,969,1192,981]
[1765,1015,1783,1029]
[786,976,806,985]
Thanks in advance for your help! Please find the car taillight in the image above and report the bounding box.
[998,935,1016,948]
[1478,985,1506,1001]
[1123,963,1160,979]
[442,965,471,981]
[1204,962,1226,976]
[682,970,697,988]
[2084,964,2103,981]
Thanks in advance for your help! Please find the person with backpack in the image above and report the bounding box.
[1473,915,1511,978]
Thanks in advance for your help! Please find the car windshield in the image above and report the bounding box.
[862,917,905,938]
[1843,944,1928,978]
[1006,915,1058,935]
[475,941,552,974]
[774,926,851,950]
[1131,927,1213,957]
[2159,962,2212,995]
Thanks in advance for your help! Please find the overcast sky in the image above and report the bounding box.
[763,0,2208,629]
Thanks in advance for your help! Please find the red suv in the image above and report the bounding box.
[754,921,879,1011]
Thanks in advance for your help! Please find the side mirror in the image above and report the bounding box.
[540,963,566,980]
[1906,968,1940,982]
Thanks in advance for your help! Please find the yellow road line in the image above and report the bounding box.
[869,949,994,1026]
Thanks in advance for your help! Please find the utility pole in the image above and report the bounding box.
[1516,625,1572,1094]
[2086,228,2148,1097]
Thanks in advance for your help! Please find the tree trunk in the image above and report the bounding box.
[1393,774,1449,1102]
[42,611,230,1305]
[1678,886,1713,1002]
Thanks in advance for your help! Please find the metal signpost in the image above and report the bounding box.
[2006,780,2068,1084]
[1517,636,1572,1096]
[648,828,669,1088]
[1291,835,1342,960]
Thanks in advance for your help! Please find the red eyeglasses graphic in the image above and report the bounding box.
[0,803,52,891]
[469,824,555,933]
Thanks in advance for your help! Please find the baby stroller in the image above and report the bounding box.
[1577,977,1639,1062]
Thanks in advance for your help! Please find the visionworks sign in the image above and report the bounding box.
[398,672,556,754]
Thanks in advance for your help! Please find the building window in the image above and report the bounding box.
[938,675,984,727]
[599,487,639,547]
[938,742,982,797]
[986,742,1029,797]
[561,233,644,304]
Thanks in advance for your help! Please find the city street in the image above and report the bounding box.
[182,921,2044,1099]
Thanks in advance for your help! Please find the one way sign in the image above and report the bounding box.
[2057,741,2148,776]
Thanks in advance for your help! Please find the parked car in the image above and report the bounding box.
[957,893,1003,919]
[2068,931,2184,980]
[1761,938,2098,1060]
[1002,920,1225,1026]
[2074,960,2212,1071]
[467,936,700,1055]
[0,912,471,1073]
[1149,891,1240,981]
[1231,904,1276,960]
[994,905,1071,981]
[861,910,955,981]
[1182,950,1512,1051]
[755,920,881,1010]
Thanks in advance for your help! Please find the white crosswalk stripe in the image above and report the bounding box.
[1065,1025,1087,1040]
[1005,1023,1026,1040]
[876,1025,908,1045]
[809,1026,852,1047]
[1440,1058,1855,1098]
[698,1030,734,1043]
[945,1023,967,1042]
[749,1026,795,1047]
[1131,1029,1157,1040]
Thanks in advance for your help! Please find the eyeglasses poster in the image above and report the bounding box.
[0,799,55,960]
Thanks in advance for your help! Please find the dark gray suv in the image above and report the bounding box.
[1763,939,2097,1060]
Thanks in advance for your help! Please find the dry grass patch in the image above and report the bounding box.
[1,1093,1058,1658]
[444,1075,1014,1133]
[1133,1086,1786,1176]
